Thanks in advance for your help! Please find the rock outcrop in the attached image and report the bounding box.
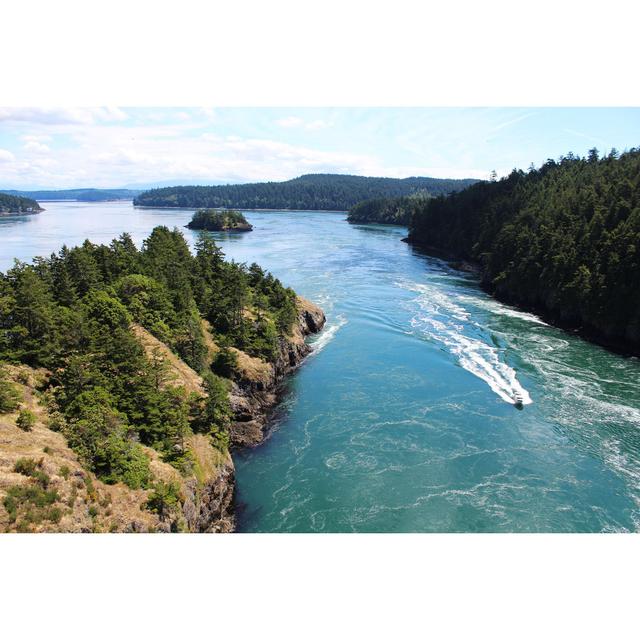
[0,296,325,533]
[228,296,326,448]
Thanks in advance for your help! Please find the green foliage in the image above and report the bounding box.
[13,457,43,479]
[3,483,61,527]
[0,366,21,413]
[16,408,36,431]
[186,209,252,231]
[0,225,299,487]
[0,192,42,213]
[348,193,431,226]
[4,188,140,202]
[407,148,640,352]
[113,274,174,338]
[59,388,151,489]
[211,346,239,379]
[210,425,230,453]
[5,459,60,528]
[193,373,232,443]
[144,480,182,521]
[134,174,477,210]
[93,434,151,489]
[59,465,70,480]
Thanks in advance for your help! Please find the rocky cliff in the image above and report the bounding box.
[228,296,326,447]
[0,297,324,533]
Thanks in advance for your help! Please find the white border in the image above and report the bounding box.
[0,534,638,639]
[2,0,640,106]
[1,1,639,638]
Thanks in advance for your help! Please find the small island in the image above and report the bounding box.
[186,208,253,232]
[0,192,44,215]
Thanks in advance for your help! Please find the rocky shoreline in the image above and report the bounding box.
[404,236,639,358]
[0,297,325,534]
[195,296,326,531]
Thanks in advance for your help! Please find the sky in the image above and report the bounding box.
[0,107,639,190]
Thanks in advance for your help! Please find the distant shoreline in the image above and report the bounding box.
[134,205,348,213]
[37,198,134,203]
[0,208,44,217]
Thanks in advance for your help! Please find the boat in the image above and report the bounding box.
[513,392,524,408]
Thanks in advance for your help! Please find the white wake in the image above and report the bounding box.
[398,280,532,406]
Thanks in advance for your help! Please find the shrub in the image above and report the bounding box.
[210,425,230,453]
[144,481,182,521]
[13,457,50,488]
[3,483,60,527]
[93,435,151,489]
[211,346,238,379]
[59,465,70,480]
[13,457,40,476]
[0,368,21,413]
[16,409,36,431]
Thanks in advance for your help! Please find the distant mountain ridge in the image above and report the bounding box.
[4,188,141,202]
[133,174,479,211]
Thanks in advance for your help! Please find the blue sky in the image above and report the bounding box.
[0,107,638,189]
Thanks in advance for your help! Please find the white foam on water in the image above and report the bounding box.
[308,314,347,355]
[398,280,532,406]
[457,294,549,326]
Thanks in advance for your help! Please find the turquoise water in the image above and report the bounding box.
[2,202,640,532]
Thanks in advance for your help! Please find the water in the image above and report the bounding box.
[2,201,640,532]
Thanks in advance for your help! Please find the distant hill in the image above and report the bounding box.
[347,193,434,226]
[133,174,479,211]
[5,188,141,202]
[0,192,43,214]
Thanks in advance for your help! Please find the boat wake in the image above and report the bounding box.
[398,280,532,406]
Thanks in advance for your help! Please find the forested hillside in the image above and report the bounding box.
[0,192,42,213]
[0,227,302,528]
[134,174,477,210]
[347,193,431,225]
[5,189,141,202]
[407,148,640,354]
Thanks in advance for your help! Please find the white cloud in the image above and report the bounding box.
[23,141,51,154]
[0,114,483,189]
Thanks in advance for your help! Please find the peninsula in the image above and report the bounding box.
[0,228,324,532]
[0,192,43,215]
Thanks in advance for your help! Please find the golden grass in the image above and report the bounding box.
[131,323,205,396]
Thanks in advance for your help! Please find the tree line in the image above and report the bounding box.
[186,209,252,231]
[0,227,298,488]
[134,174,478,210]
[0,192,42,213]
[5,189,141,202]
[406,148,640,354]
[347,192,432,225]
